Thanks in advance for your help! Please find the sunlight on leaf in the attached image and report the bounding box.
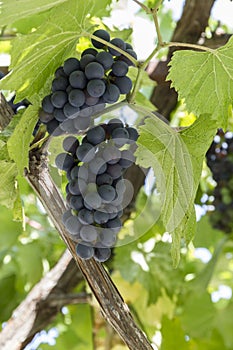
[168,36,233,129]
[0,0,111,101]
[135,106,217,265]
[7,105,38,175]
[0,0,68,26]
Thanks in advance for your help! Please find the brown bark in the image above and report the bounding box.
[171,0,215,45]
[0,92,14,130]
[0,250,87,350]
[150,0,216,119]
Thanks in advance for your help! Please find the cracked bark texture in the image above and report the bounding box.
[0,92,14,129]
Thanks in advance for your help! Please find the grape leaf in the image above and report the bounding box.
[191,330,226,350]
[160,316,190,350]
[180,291,215,338]
[0,0,111,101]
[188,236,227,292]
[0,160,18,208]
[55,304,94,350]
[7,105,38,175]
[135,107,217,266]
[17,242,43,285]
[0,0,68,26]
[0,205,21,249]
[0,274,17,323]
[194,215,223,248]
[12,12,52,35]
[215,302,233,349]
[167,37,233,128]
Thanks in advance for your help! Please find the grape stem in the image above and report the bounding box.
[166,41,215,53]
[151,5,164,47]
[91,99,128,119]
[87,33,139,67]
[29,134,50,151]
[131,0,151,13]
[127,0,215,104]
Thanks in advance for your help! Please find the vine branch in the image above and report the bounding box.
[167,41,215,52]
[23,145,153,350]
[152,4,163,46]
[0,92,14,130]
[131,0,151,13]
[0,250,84,350]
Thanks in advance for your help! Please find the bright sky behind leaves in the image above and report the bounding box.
[104,0,233,60]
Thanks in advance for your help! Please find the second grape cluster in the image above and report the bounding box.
[206,130,233,233]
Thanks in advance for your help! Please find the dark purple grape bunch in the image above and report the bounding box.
[206,129,233,233]
[39,29,137,136]
[55,118,139,262]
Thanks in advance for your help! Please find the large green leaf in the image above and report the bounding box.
[194,215,223,248]
[214,302,233,349]
[191,330,226,350]
[0,205,21,249]
[17,242,43,286]
[167,37,233,128]
[0,0,68,26]
[161,316,190,350]
[136,108,217,265]
[179,291,216,338]
[0,274,18,322]
[0,0,111,101]
[7,105,38,175]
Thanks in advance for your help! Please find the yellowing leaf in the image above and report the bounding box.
[0,0,68,26]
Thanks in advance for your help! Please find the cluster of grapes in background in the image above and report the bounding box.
[206,129,233,233]
[0,70,30,113]
[56,118,138,262]
[39,29,137,136]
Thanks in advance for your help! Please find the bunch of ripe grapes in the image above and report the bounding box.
[39,29,139,261]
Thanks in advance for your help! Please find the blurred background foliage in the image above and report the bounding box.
[0,0,233,349]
